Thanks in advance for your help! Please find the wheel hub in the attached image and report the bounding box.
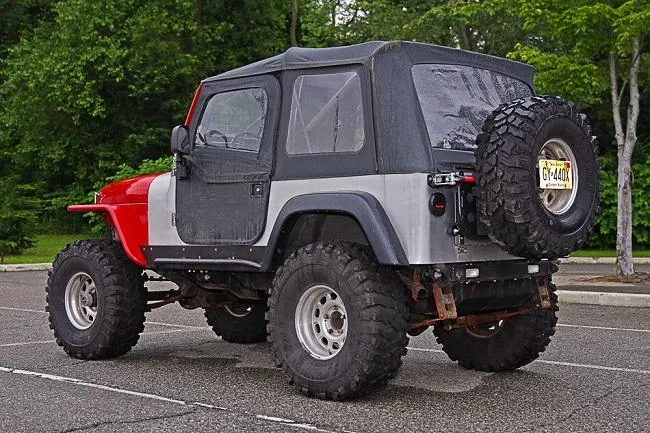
[295,285,348,360]
[465,320,505,339]
[64,272,98,330]
[538,138,578,215]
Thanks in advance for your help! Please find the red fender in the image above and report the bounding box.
[68,174,161,267]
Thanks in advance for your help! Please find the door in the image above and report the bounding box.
[176,75,280,245]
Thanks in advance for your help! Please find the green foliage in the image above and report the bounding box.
[103,156,172,184]
[511,45,609,106]
[510,0,648,107]
[0,177,37,262]
[586,154,650,249]
[0,0,289,234]
[0,0,53,61]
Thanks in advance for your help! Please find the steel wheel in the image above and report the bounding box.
[295,284,348,360]
[538,138,578,215]
[64,272,98,330]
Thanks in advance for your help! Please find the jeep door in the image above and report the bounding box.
[176,75,280,245]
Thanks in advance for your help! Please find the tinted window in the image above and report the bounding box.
[412,64,532,151]
[286,72,364,155]
[196,88,268,152]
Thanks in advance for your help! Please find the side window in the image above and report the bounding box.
[286,71,365,155]
[195,87,268,152]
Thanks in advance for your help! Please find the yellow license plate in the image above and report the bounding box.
[539,159,572,189]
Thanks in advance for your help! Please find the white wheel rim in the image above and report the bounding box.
[538,138,578,215]
[64,272,98,330]
[295,285,348,360]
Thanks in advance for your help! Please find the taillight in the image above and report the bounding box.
[184,83,203,127]
[429,192,446,216]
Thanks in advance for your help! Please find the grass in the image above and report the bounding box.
[3,234,90,264]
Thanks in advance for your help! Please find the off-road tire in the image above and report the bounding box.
[433,280,559,372]
[475,96,599,259]
[46,240,146,359]
[268,242,410,400]
[204,304,268,343]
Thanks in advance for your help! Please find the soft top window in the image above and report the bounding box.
[286,71,365,155]
[412,64,532,151]
[195,87,268,152]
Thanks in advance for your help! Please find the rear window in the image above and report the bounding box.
[412,64,532,151]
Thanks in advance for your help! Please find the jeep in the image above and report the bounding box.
[47,41,599,400]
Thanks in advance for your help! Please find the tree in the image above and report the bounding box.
[511,0,648,277]
[0,0,53,60]
[291,0,299,46]
[0,0,289,232]
[0,178,36,263]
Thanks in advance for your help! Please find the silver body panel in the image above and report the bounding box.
[147,172,518,264]
[148,173,186,246]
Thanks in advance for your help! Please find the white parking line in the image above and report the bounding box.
[407,346,650,375]
[143,328,212,335]
[145,321,206,330]
[557,323,650,333]
[0,328,212,349]
[537,360,650,375]
[408,347,444,353]
[0,306,46,314]
[0,340,53,348]
[0,307,207,330]
[0,366,339,433]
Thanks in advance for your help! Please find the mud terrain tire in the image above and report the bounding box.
[475,96,599,259]
[204,303,267,343]
[434,280,559,371]
[268,242,410,400]
[46,240,146,359]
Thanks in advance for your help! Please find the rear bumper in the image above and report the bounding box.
[431,259,557,284]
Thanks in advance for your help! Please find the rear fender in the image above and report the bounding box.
[262,192,408,268]
[67,204,148,267]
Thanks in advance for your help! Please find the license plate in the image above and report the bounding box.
[539,159,572,189]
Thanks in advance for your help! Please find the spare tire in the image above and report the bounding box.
[475,96,599,259]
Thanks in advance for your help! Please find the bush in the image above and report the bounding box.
[0,180,37,262]
[584,154,650,250]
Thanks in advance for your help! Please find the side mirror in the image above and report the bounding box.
[171,125,190,154]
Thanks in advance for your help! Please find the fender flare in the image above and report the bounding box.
[67,204,148,267]
[261,192,408,268]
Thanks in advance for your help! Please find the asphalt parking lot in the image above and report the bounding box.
[1,271,649,433]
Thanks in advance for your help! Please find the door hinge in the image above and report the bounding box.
[173,155,189,180]
[427,172,476,187]
[171,212,176,226]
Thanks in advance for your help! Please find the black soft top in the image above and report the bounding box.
[198,41,536,176]
[205,41,534,86]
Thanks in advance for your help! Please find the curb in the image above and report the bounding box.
[561,257,650,264]
[0,264,51,272]
[557,290,650,308]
